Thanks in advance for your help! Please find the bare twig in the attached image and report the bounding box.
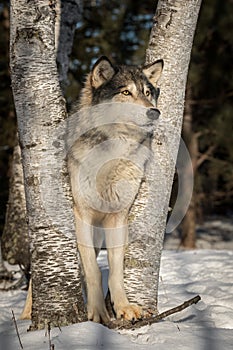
[107,295,201,330]
[189,90,233,106]
[196,145,216,169]
[12,310,23,349]
[47,322,55,350]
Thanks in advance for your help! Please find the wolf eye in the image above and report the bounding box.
[145,90,151,97]
[122,90,131,96]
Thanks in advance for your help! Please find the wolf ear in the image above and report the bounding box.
[143,59,164,86]
[91,56,116,88]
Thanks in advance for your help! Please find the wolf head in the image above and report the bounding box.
[80,56,163,112]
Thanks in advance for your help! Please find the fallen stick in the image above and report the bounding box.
[107,295,201,330]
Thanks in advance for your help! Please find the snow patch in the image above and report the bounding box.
[1,248,233,349]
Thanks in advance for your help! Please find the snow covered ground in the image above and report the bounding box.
[1,218,233,350]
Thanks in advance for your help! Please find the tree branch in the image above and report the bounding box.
[107,295,201,330]
[189,90,233,106]
[196,145,216,169]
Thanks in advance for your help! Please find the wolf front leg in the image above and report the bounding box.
[74,209,109,323]
[78,244,110,323]
[104,215,143,321]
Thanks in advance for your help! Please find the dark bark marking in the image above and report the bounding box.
[165,9,177,28]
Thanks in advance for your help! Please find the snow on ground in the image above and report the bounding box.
[1,219,233,349]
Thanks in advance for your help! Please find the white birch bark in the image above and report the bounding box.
[3,0,81,283]
[10,0,85,329]
[124,0,202,312]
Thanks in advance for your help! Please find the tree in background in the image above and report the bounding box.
[1,143,29,272]
[0,1,16,235]
[180,0,233,247]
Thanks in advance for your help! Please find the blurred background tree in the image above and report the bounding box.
[180,0,233,247]
[0,0,16,235]
[0,0,232,254]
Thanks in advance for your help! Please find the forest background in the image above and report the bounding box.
[0,0,233,248]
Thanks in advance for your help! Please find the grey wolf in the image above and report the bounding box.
[67,56,163,323]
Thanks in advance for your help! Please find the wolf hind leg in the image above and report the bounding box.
[20,279,32,319]
[104,215,143,321]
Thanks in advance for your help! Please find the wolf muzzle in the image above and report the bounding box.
[146,108,160,120]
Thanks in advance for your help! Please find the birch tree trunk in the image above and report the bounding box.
[10,0,85,330]
[2,0,82,274]
[124,0,202,313]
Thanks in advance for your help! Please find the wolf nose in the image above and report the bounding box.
[146,108,160,120]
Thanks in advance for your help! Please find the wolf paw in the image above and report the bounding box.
[87,304,110,324]
[115,303,143,321]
